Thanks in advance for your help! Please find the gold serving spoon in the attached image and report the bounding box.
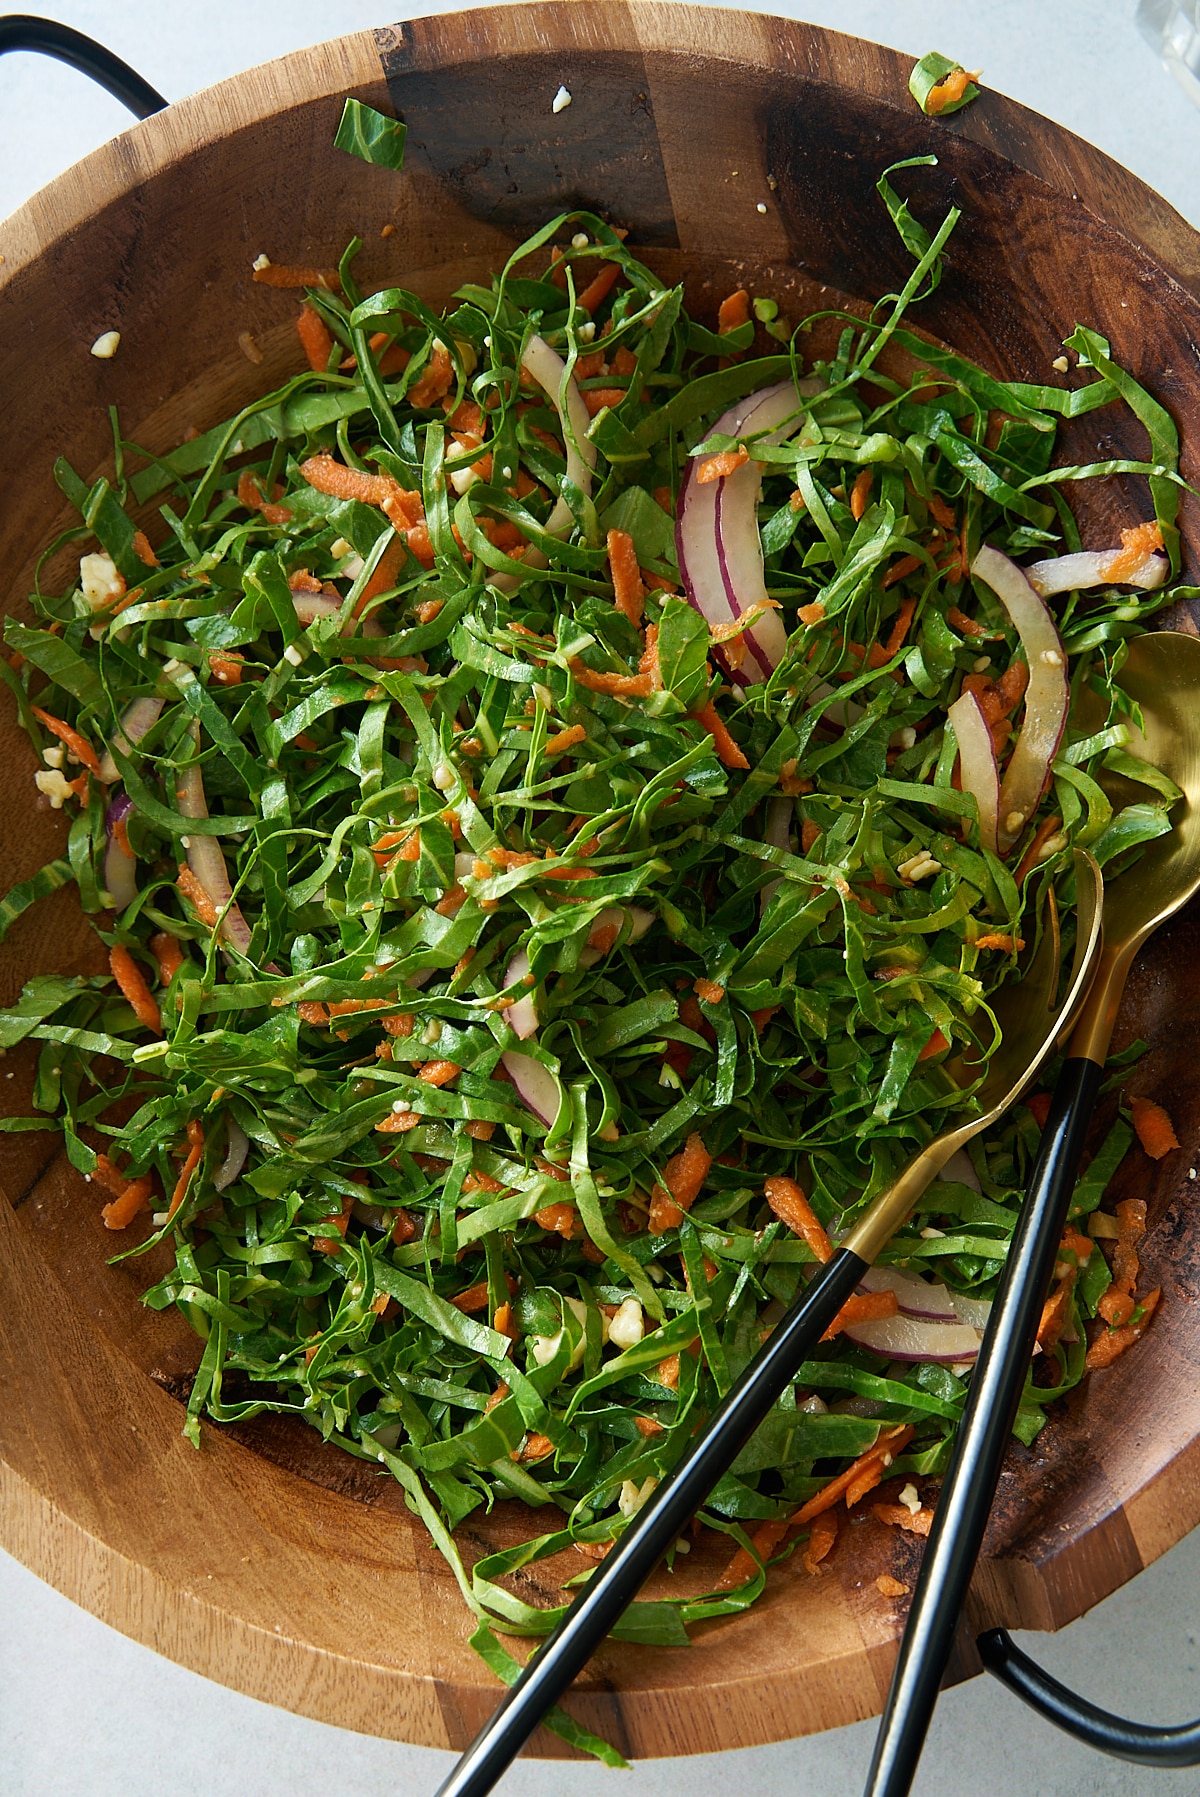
[436,852,1102,1797]
[868,628,1200,1796]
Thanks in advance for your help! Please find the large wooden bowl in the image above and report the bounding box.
[2,2,1199,1759]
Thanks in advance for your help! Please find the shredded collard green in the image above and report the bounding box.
[1,161,1187,1744]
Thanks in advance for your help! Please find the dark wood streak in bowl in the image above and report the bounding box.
[1,2,1199,1756]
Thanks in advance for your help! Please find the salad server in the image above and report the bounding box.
[436,849,1103,1797]
[867,628,1200,1794]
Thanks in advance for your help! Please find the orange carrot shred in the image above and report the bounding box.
[1130,1094,1180,1161]
[691,699,749,770]
[606,528,645,628]
[417,1059,461,1088]
[1087,1286,1161,1369]
[581,386,628,418]
[821,1289,899,1342]
[535,1201,581,1237]
[296,302,335,372]
[166,1130,204,1222]
[696,447,750,484]
[109,944,161,1034]
[545,723,587,755]
[918,1027,948,1062]
[849,469,873,521]
[717,289,751,333]
[1105,521,1164,582]
[649,1130,712,1234]
[764,1175,832,1263]
[101,1173,153,1231]
[177,864,219,928]
[314,1192,354,1254]
[925,68,977,115]
[577,262,622,314]
[31,707,101,777]
[803,1506,840,1575]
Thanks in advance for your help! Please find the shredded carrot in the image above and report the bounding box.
[166,1125,204,1222]
[750,1005,779,1033]
[376,1109,421,1133]
[300,452,402,510]
[390,1207,417,1246]
[974,932,1025,952]
[649,1130,712,1234]
[570,659,654,697]
[693,977,725,1005]
[313,1192,355,1254]
[717,1424,915,1588]
[209,652,244,686]
[408,342,454,409]
[582,386,628,418]
[577,262,622,314]
[451,1274,515,1313]
[657,1353,681,1390]
[545,723,587,755]
[356,533,409,615]
[131,529,158,568]
[493,1300,518,1340]
[416,598,444,625]
[1130,1094,1180,1161]
[821,1289,900,1342]
[918,1027,948,1062]
[516,1432,555,1463]
[252,262,340,289]
[296,302,334,371]
[691,699,749,771]
[880,595,917,661]
[606,528,645,628]
[297,1001,330,1026]
[417,1059,461,1088]
[1105,520,1164,582]
[463,1169,506,1196]
[382,1011,416,1038]
[92,1153,130,1198]
[797,1424,914,1522]
[535,1201,581,1237]
[101,1173,154,1231]
[109,944,162,1034]
[801,818,822,855]
[177,864,219,928]
[925,68,977,115]
[764,1176,832,1263]
[696,447,750,484]
[1038,1268,1077,1350]
[849,469,873,521]
[717,289,751,333]
[927,491,956,530]
[31,707,101,777]
[882,553,921,589]
[372,828,420,867]
[873,1502,934,1537]
[1087,1286,1161,1368]
[947,604,984,637]
[803,1506,840,1575]
[1014,815,1064,884]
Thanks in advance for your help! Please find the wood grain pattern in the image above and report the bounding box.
[1,2,1199,1758]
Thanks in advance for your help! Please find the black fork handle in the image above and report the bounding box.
[0,14,166,117]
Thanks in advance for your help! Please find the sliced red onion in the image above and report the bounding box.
[843,1312,983,1363]
[939,1146,982,1193]
[676,380,817,687]
[98,694,165,783]
[952,1292,993,1332]
[523,334,596,537]
[212,1116,249,1192]
[947,689,1000,857]
[971,546,1070,856]
[484,335,596,595]
[1025,548,1168,597]
[292,591,383,637]
[502,948,539,1040]
[858,1266,959,1321]
[577,904,654,967]
[103,793,139,911]
[501,1050,560,1127]
[176,754,254,955]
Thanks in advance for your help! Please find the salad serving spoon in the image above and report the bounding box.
[866,627,1200,1794]
[435,851,1103,1797]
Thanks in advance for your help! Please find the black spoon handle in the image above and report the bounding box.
[435,1244,867,1797]
[862,1054,1104,1797]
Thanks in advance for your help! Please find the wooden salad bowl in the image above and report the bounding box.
[2,1,1199,1759]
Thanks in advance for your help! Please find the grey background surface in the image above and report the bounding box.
[3,4,1200,1794]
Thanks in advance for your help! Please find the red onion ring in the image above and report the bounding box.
[947,688,1000,856]
[103,792,138,910]
[176,751,254,955]
[971,546,1070,856]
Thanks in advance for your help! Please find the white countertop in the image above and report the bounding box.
[3,4,1200,1793]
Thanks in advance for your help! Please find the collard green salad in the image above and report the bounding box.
[0,145,1187,1749]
